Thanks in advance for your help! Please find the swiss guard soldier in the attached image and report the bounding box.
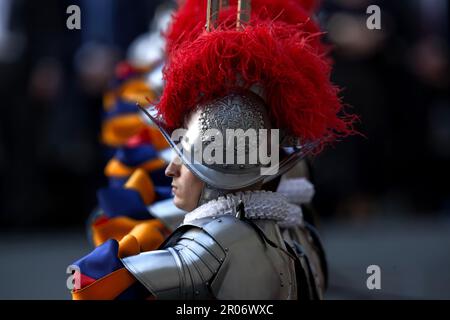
[69,0,357,300]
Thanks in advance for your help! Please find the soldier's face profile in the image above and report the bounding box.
[165,158,204,212]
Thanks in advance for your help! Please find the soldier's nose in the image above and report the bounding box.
[165,157,181,178]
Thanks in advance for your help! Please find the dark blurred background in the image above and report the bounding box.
[0,0,163,227]
[0,0,448,299]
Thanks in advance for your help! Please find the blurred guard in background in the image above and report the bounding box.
[84,2,186,252]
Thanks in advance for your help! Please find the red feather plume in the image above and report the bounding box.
[166,0,325,54]
[157,0,358,152]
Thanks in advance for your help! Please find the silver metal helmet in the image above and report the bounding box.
[139,90,318,206]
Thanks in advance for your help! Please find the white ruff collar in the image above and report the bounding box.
[183,191,304,227]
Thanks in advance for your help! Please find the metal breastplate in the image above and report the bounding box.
[121,215,297,300]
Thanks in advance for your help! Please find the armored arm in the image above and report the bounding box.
[121,226,225,299]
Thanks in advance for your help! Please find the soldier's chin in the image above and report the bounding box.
[173,196,187,211]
